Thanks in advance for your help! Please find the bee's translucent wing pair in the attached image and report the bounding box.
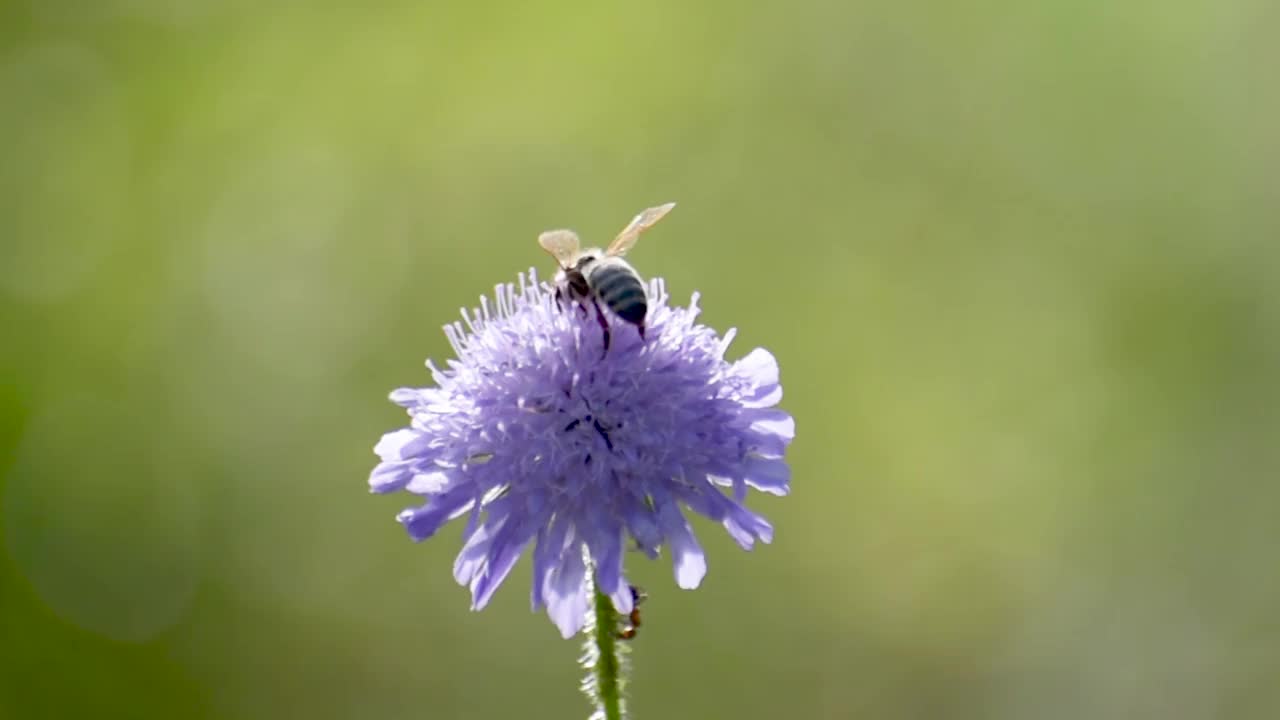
[608,202,676,256]
[538,202,676,266]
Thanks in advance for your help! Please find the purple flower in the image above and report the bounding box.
[369,269,794,637]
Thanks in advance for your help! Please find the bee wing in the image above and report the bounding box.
[538,229,581,266]
[606,202,676,257]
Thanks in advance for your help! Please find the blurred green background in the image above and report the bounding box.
[2,1,1278,718]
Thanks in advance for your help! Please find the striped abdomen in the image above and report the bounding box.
[588,259,647,326]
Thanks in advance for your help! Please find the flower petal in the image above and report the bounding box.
[397,486,475,541]
[453,518,498,586]
[544,539,589,638]
[586,523,628,612]
[369,461,413,493]
[746,427,790,458]
[748,409,795,441]
[406,469,451,495]
[742,383,783,408]
[610,579,634,615]
[530,514,571,611]
[390,387,451,409]
[623,500,662,558]
[735,347,779,386]
[469,518,537,610]
[374,429,418,460]
[722,501,774,549]
[743,457,790,496]
[656,501,706,589]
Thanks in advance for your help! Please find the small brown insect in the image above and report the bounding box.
[616,585,647,640]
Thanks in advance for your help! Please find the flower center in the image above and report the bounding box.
[562,413,618,452]
[557,392,629,467]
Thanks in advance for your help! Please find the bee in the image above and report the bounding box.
[538,202,676,354]
[617,585,647,640]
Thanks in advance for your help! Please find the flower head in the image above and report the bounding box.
[370,269,794,637]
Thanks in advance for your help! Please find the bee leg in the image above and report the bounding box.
[590,296,611,356]
[637,323,646,341]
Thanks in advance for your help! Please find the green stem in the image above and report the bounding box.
[581,570,628,720]
[592,583,624,720]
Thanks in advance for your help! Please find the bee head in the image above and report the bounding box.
[574,250,602,271]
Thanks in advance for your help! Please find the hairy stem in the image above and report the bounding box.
[581,571,628,720]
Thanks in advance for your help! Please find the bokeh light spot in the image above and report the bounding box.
[0,43,130,303]
[197,144,379,381]
[2,397,203,643]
